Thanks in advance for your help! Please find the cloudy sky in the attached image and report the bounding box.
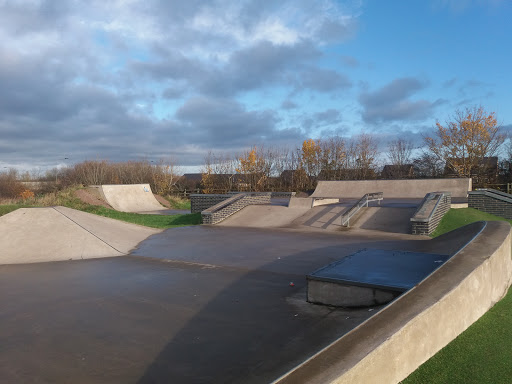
[1,0,510,172]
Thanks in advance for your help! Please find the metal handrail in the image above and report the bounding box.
[341,192,383,227]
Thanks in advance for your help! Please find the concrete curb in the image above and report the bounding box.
[274,220,512,384]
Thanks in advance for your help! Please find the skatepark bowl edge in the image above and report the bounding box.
[0,203,510,383]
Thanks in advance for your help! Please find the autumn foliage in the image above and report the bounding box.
[236,147,267,191]
[425,106,504,178]
[19,189,35,200]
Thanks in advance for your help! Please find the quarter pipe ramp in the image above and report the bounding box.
[312,179,471,199]
[100,184,167,213]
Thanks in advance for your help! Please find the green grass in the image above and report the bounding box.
[0,202,201,229]
[402,208,512,383]
[0,186,200,229]
[165,195,191,210]
[81,205,201,228]
[0,204,28,216]
[402,285,512,384]
[431,207,512,237]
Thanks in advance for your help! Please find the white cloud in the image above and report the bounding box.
[0,0,362,168]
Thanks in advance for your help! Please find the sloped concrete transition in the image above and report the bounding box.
[98,183,168,213]
[0,206,160,264]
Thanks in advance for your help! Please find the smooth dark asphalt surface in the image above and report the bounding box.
[0,226,452,383]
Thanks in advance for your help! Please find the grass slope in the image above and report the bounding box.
[431,207,512,237]
[402,286,512,384]
[402,208,512,383]
[0,187,200,229]
[81,206,201,228]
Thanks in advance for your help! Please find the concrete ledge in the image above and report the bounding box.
[313,198,340,207]
[274,220,512,384]
[410,192,451,235]
[307,279,399,307]
[288,197,314,208]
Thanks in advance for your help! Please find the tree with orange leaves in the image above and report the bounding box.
[301,138,322,177]
[425,106,505,178]
[236,146,267,191]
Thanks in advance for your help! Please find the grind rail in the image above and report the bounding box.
[340,192,383,227]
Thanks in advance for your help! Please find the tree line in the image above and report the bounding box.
[0,105,508,199]
[198,106,507,193]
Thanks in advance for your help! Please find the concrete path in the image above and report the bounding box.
[0,207,160,264]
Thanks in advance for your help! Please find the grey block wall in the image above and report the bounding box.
[469,189,512,219]
[190,194,233,213]
[202,193,271,225]
[411,192,451,236]
[191,192,295,213]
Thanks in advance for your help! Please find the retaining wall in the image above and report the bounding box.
[191,194,233,213]
[411,192,451,235]
[312,179,471,199]
[191,192,296,213]
[275,220,512,384]
[201,193,271,225]
[469,189,512,219]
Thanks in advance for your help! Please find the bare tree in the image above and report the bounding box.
[386,139,414,178]
[412,152,444,178]
[354,134,378,180]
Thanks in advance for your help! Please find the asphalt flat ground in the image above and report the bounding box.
[0,226,451,383]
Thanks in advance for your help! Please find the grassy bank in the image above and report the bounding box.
[431,207,512,237]
[402,208,512,383]
[82,206,201,228]
[0,186,199,229]
[402,285,512,383]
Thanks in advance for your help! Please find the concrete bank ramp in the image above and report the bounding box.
[218,204,416,234]
[100,184,167,213]
[350,207,417,233]
[0,207,160,265]
[218,205,311,228]
[312,178,471,199]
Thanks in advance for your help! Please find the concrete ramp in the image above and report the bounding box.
[312,179,471,199]
[218,204,415,234]
[350,207,417,234]
[0,207,160,265]
[217,205,311,228]
[100,184,166,213]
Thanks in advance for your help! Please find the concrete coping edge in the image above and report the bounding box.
[273,220,512,384]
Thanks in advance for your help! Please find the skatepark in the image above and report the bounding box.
[0,179,511,383]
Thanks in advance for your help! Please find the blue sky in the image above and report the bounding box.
[0,0,510,172]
